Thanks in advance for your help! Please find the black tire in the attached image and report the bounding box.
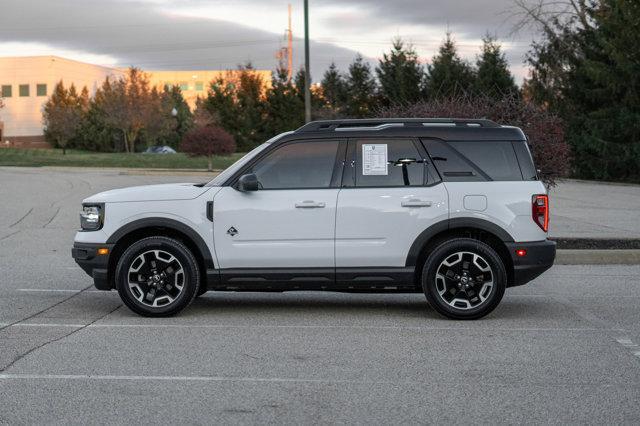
[422,238,506,320]
[115,236,200,317]
[195,286,208,297]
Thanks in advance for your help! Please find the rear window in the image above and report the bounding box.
[448,141,523,181]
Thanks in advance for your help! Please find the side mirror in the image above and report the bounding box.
[237,173,259,192]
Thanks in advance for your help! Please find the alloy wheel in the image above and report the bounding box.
[434,251,494,310]
[127,249,185,308]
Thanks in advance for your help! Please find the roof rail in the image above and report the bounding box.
[296,118,500,132]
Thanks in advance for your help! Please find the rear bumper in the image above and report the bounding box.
[71,242,114,290]
[506,240,556,287]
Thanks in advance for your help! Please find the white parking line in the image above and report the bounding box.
[15,289,112,293]
[12,323,84,328]
[0,373,400,385]
[616,338,637,347]
[615,337,640,361]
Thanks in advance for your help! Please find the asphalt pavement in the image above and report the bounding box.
[1,167,639,424]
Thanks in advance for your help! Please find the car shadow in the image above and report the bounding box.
[187,291,440,318]
[180,292,550,323]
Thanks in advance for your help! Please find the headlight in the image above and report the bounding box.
[80,205,103,230]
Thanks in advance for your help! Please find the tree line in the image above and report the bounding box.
[20,2,640,183]
[43,33,519,154]
[43,69,193,154]
[201,34,520,151]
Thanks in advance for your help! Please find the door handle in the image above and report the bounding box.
[401,199,432,208]
[295,200,326,208]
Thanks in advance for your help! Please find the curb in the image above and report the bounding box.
[556,178,640,188]
[556,249,640,265]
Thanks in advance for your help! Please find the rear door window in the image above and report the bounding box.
[353,139,425,187]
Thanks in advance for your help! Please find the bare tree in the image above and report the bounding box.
[510,0,594,38]
[97,68,154,153]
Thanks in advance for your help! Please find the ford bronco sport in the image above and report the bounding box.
[72,118,556,319]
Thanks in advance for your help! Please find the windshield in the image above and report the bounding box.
[206,132,293,186]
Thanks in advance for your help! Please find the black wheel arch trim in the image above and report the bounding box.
[106,217,215,269]
[405,217,515,267]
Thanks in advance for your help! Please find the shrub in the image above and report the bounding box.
[380,94,571,185]
[180,125,236,171]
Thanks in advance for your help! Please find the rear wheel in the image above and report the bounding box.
[422,238,506,320]
[115,236,200,317]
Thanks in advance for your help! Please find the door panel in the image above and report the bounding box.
[335,186,448,267]
[212,138,345,270]
[213,188,339,268]
[336,138,449,268]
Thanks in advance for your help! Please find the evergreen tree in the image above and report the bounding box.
[158,85,193,149]
[293,67,323,117]
[142,86,175,148]
[522,0,640,182]
[376,38,425,105]
[345,55,378,118]
[204,63,267,151]
[76,99,119,152]
[75,78,119,152]
[475,35,518,98]
[263,67,304,136]
[425,33,475,99]
[562,0,640,181]
[320,62,347,117]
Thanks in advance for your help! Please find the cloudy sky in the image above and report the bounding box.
[0,0,537,82]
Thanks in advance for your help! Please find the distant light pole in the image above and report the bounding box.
[304,0,311,123]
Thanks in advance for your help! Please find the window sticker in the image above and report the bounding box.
[362,144,388,175]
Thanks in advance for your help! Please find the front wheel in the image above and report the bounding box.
[115,236,200,317]
[422,238,506,320]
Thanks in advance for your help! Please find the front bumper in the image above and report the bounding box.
[71,242,114,290]
[505,239,556,287]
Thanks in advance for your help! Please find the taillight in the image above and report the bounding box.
[532,194,549,232]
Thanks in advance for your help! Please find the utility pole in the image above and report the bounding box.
[287,4,293,83]
[303,0,311,123]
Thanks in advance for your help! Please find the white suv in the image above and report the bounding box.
[72,119,555,320]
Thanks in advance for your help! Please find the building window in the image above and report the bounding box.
[1,85,11,97]
[37,84,47,96]
[179,82,189,91]
[19,84,30,97]
[195,81,204,91]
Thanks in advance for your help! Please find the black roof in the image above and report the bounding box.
[290,118,526,142]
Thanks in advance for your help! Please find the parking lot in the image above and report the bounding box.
[1,167,639,424]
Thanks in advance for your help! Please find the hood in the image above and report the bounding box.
[83,183,212,203]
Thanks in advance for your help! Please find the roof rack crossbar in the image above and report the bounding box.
[296,118,499,132]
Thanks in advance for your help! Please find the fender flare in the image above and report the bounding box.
[405,218,514,267]
[106,217,215,268]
